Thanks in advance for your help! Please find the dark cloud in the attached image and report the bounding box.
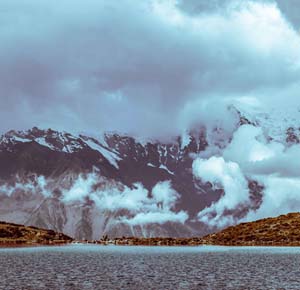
[178,0,300,29]
[0,0,300,138]
[275,0,300,28]
[178,0,234,14]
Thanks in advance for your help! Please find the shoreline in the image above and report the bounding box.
[2,240,300,248]
[0,242,73,248]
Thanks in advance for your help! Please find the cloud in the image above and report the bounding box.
[223,125,276,163]
[151,180,179,209]
[3,0,300,228]
[179,0,300,30]
[62,172,98,203]
[89,183,150,212]
[63,175,188,225]
[275,0,300,29]
[0,172,188,226]
[0,175,50,197]
[193,124,300,227]
[119,211,188,226]
[223,124,300,178]
[193,156,250,227]
[0,0,300,138]
[119,180,188,225]
[245,176,300,221]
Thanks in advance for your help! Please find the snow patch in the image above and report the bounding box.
[84,138,121,168]
[159,164,174,175]
[147,163,156,167]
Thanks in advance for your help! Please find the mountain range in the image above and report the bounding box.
[0,105,298,240]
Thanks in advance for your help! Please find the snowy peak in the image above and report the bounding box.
[0,128,125,169]
[0,126,211,178]
[0,127,88,153]
[232,102,300,144]
[0,126,209,155]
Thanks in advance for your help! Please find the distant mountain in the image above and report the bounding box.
[201,212,300,246]
[0,105,298,240]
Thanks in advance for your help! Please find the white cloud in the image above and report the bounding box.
[62,173,97,203]
[193,123,300,227]
[89,183,150,212]
[0,0,300,138]
[0,171,188,227]
[223,125,275,163]
[245,176,300,221]
[62,175,188,225]
[0,175,50,197]
[120,210,188,226]
[152,180,179,209]
[193,156,250,227]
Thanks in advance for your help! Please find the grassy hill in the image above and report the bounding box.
[0,221,73,246]
[201,212,300,246]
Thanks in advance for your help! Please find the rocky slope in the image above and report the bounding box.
[201,212,300,246]
[0,221,73,245]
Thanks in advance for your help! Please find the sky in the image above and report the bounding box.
[2,0,300,228]
[1,0,300,138]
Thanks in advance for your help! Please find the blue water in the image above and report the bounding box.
[0,245,300,289]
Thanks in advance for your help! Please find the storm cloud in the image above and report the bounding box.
[1,0,300,138]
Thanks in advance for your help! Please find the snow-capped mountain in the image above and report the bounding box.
[0,126,215,239]
[0,105,299,240]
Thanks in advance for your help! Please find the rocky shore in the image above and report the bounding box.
[95,236,203,246]
[95,212,300,247]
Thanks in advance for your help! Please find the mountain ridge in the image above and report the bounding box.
[0,126,214,239]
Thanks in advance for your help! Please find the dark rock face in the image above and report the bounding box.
[286,127,300,144]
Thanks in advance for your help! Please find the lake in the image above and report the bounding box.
[0,245,299,289]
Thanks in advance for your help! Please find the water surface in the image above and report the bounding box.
[0,245,300,289]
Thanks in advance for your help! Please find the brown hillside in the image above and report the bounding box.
[201,212,300,246]
[0,221,73,246]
